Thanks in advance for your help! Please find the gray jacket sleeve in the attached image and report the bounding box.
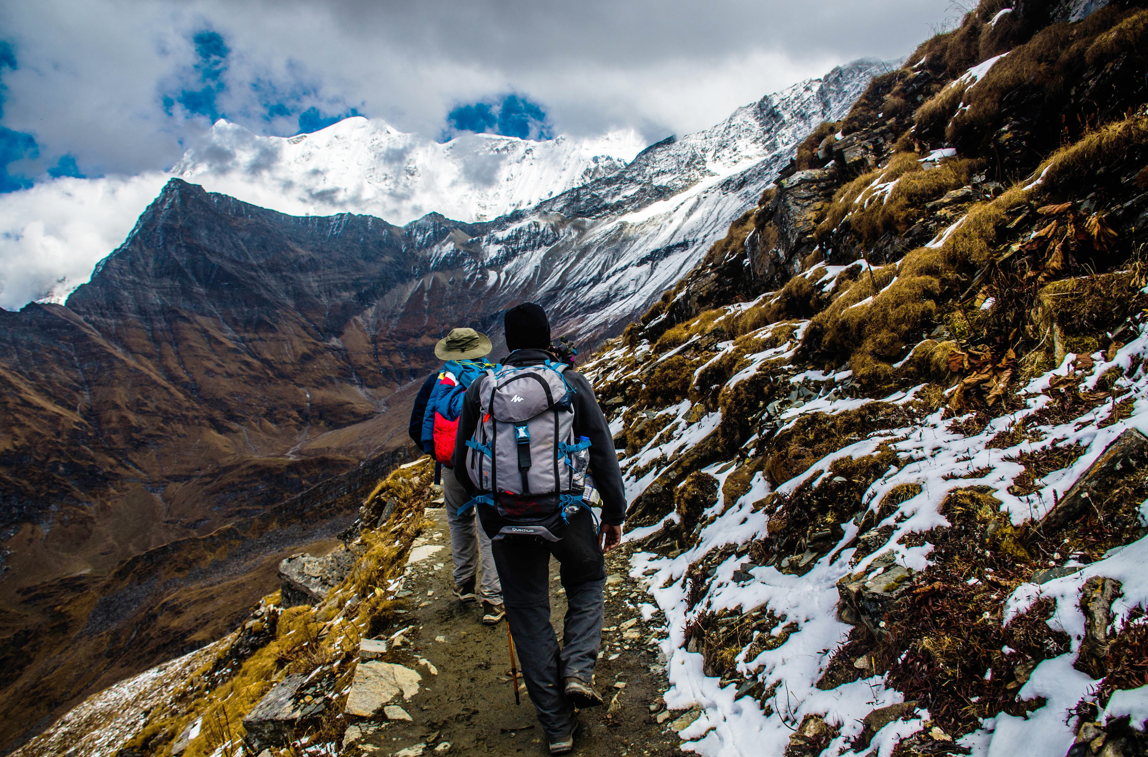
[567,371,627,526]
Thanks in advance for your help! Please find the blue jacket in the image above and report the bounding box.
[420,359,492,455]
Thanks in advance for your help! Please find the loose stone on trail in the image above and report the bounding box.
[385,705,414,721]
[358,638,388,659]
[344,661,422,717]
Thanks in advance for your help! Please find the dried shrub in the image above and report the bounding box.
[795,121,839,171]
[947,6,1148,161]
[1098,612,1148,703]
[722,457,765,509]
[687,607,793,680]
[641,355,697,406]
[764,404,908,486]
[851,158,982,244]
[676,471,719,536]
[1036,114,1148,202]
[763,274,823,323]
[841,70,908,136]
[1004,441,1086,496]
[716,365,784,454]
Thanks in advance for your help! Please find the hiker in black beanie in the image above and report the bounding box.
[453,302,626,755]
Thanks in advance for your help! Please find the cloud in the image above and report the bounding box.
[0,0,954,307]
[0,0,951,180]
[163,29,230,123]
[0,173,168,308]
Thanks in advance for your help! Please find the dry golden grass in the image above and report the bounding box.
[852,157,982,244]
[945,6,1141,151]
[1036,114,1148,200]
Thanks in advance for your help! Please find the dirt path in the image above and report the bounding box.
[345,505,684,756]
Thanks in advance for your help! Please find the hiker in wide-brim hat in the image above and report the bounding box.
[408,326,505,626]
[435,327,494,361]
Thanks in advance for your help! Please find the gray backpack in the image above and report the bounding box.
[461,361,591,538]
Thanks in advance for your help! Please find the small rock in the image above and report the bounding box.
[1076,576,1123,678]
[244,674,325,752]
[279,545,357,607]
[656,712,671,724]
[837,551,914,636]
[394,743,423,756]
[671,707,702,733]
[385,705,414,721]
[1043,429,1148,531]
[359,639,387,660]
[857,702,917,748]
[435,635,447,643]
[607,574,623,585]
[1077,722,1105,744]
[620,618,639,630]
[614,682,627,689]
[418,657,439,675]
[930,726,952,742]
[435,744,452,753]
[1032,565,1083,584]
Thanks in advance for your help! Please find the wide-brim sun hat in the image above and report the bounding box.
[435,327,493,360]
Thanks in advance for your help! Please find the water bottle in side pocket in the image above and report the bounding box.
[572,435,591,489]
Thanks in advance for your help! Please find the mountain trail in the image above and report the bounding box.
[345,504,683,756]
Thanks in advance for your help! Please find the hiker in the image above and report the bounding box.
[452,303,626,756]
[408,327,506,625]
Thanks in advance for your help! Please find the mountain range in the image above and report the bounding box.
[0,57,887,751]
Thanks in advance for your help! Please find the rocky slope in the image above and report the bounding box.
[0,61,887,753]
[574,0,1148,754]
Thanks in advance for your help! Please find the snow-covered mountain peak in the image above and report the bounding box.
[171,116,647,225]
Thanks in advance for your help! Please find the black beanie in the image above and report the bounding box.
[505,302,551,351]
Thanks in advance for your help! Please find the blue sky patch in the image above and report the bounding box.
[170,30,230,122]
[444,94,553,141]
[297,106,363,134]
[0,41,42,193]
[47,154,85,180]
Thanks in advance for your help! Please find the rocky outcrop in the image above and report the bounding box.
[836,552,914,635]
[279,544,358,607]
[243,673,330,752]
[1042,429,1148,533]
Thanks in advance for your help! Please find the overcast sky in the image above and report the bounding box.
[0,0,956,309]
[0,0,953,185]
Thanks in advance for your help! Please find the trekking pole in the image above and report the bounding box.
[507,625,521,706]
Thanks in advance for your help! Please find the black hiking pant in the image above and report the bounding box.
[484,507,606,740]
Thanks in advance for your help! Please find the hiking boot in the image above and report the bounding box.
[453,577,477,603]
[481,600,505,625]
[563,676,603,708]
[548,732,574,755]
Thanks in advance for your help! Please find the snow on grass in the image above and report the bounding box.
[612,314,1148,755]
